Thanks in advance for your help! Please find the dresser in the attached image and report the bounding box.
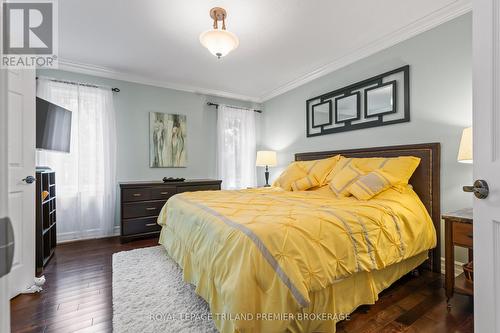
[119,179,222,242]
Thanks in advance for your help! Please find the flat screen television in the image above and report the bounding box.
[36,97,72,153]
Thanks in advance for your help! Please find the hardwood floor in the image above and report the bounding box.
[336,273,474,333]
[10,237,157,333]
[10,237,474,333]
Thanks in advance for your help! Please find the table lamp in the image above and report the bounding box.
[458,127,472,163]
[256,151,277,187]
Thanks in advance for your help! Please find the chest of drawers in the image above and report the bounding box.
[119,179,222,242]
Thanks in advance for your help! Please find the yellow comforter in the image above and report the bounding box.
[157,186,436,332]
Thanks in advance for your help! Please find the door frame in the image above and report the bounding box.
[0,63,11,333]
[1,0,11,328]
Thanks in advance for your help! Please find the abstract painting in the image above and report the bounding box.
[149,112,187,167]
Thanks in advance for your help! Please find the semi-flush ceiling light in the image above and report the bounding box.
[199,7,239,59]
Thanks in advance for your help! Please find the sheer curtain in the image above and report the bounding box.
[217,105,256,189]
[36,79,117,241]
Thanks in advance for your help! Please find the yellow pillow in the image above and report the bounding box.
[329,164,364,197]
[296,155,340,186]
[352,156,420,184]
[348,169,399,200]
[291,175,319,191]
[273,162,308,191]
[380,156,421,184]
[324,156,352,183]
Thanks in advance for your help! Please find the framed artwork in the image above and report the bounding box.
[149,112,187,168]
[306,65,409,137]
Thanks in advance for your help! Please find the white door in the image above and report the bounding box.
[473,0,500,332]
[6,68,36,298]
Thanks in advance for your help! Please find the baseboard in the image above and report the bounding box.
[57,226,120,243]
[440,257,464,277]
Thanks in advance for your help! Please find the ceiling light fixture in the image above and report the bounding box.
[199,7,239,59]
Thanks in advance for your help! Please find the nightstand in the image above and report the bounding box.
[443,208,473,307]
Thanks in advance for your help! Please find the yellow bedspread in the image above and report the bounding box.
[158,186,436,332]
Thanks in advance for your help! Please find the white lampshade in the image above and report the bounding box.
[458,127,473,163]
[199,29,239,58]
[256,151,277,167]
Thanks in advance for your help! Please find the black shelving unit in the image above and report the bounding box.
[36,169,57,275]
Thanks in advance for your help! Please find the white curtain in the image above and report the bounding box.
[36,79,117,241]
[217,105,256,189]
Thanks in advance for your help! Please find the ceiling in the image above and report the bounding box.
[58,0,471,102]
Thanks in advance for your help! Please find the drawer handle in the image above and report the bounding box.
[132,193,142,197]
[145,207,157,211]
[160,192,169,195]
[145,223,157,227]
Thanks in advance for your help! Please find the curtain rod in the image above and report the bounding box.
[36,76,120,92]
[207,102,262,113]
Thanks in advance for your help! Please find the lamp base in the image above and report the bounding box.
[264,167,270,187]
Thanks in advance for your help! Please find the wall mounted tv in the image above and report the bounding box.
[36,97,72,153]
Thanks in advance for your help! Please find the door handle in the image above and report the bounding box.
[21,176,36,184]
[463,179,489,199]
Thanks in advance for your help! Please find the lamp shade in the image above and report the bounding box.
[199,29,239,58]
[457,127,473,163]
[256,151,277,167]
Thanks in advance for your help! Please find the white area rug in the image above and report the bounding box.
[112,246,218,333]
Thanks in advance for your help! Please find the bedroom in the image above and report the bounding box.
[0,0,498,332]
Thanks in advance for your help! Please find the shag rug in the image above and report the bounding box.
[112,246,218,332]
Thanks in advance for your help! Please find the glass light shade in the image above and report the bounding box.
[256,151,277,167]
[199,29,239,58]
[457,127,473,163]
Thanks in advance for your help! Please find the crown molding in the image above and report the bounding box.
[259,0,472,101]
[57,59,262,103]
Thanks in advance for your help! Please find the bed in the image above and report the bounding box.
[158,143,441,333]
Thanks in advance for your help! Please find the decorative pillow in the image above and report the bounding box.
[296,155,340,186]
[273,162,308,191]
[352,156,421,184]
[348,169,399,200]
[291,175,319,191]
[328,164,364,197]
[379,156,421,184]
[324,156,352,183]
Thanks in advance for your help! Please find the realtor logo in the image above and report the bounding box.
[2,0,58,68]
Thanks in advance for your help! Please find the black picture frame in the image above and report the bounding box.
[334,91,361,124]
[364,80,397,118]
[305,65,410,137]
[311,100,332,128]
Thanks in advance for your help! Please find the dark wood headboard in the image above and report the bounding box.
[295,143,441,273]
